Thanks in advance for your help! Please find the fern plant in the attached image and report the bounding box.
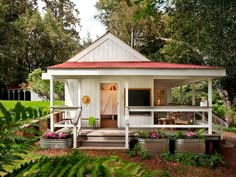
[0,102,45,172]
[5,151,167,176]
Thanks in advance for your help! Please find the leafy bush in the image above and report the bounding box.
[5,151,166,177]
[175,129,205,139]
[161,152,225,169]
[224,127,236,132]
[128,143,151,160]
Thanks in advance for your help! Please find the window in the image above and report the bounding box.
[128,89,151,115]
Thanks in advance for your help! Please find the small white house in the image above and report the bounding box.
[42,32,226,148]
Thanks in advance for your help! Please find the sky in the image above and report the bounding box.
[74,0,106,40]
[38,0,106,41]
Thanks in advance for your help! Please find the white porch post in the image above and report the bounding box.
[180,86,183,104]
[73,80,81,148]
[125,80,129,149]
[50,77,54,132]
[78,79,81,130]
[208,78,213,134]
[192,83,196,105]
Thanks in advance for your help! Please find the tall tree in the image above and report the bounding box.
[0,0,80,89]
[15,10,79,74]
[96,0,163,59]
[42,0,80,40]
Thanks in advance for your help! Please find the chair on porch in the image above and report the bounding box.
[55,108,82,128]
[54,107,82,148]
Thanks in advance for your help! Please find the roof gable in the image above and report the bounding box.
[67,32,150,62]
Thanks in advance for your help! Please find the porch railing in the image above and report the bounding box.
[127,106,209,128]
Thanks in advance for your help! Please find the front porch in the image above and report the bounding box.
[54,127,222,154]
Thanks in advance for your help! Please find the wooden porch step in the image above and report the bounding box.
[77,146,128,150]
[78,134,136,141]
[78,140,125,147]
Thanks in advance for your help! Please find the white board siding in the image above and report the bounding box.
[81,79,99,118]
[65,78,155,128]
[75,39,143,62]
[64,79,79,118]
[67,33,150,62]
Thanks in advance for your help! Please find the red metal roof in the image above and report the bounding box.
[48,62,222,70]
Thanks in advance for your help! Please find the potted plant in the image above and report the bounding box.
[137,130,169,155]
[40,131,72,149]
[175,129,205,154]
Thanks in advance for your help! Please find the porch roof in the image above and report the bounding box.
[48,61,222,70]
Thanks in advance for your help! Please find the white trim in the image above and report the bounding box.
[129,124,208,128]
[42,73,51,80]
[50,78,54,132]
[68,33,150,62]
[208,78,213,134]
[128,106,209,112]
[46,68,226,77]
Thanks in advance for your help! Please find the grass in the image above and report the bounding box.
[0,100,64,117]
[0,100,64,110]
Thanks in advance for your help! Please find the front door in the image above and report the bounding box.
[100,83,118,128]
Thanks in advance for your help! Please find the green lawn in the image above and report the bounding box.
[0,100,64,117]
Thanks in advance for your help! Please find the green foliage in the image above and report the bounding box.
[175,131,186,139]
[0,0,80,89]
[175,129,205,139]
[88,116,96,127]
[128,143,151,160]
[224,127,236,132]
[27,68,64,100]
[0,102,47,172]
[96,0,163,57]
[137,130,149,138]
[161,152,225,169]
[5,151,162,176]
[213,103,226,117]
[43,0,81,40]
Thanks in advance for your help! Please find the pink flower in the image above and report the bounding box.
[186,131,196,137]
[43,131,70,139]
[149,131,159,139]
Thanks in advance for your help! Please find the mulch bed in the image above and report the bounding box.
[36,131,236,177]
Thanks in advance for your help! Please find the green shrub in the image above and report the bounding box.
[128,143,151,160]
[224,127,236,132]
[161,152,225,169]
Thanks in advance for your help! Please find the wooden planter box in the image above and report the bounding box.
[138,138,169,155]
[175,139,205,154]
[40,138,72,149]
